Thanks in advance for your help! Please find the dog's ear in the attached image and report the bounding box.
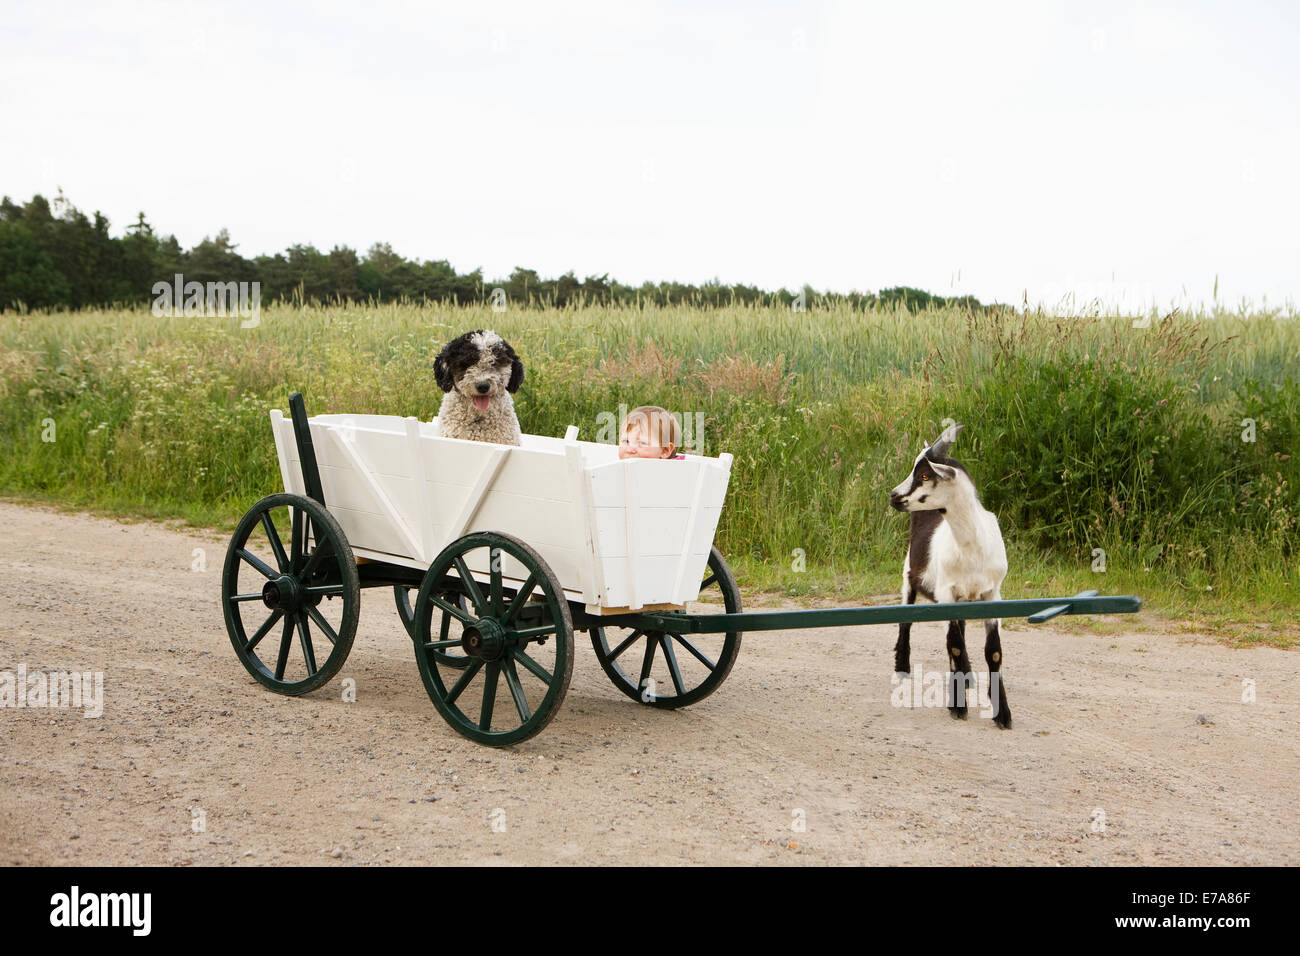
[507,353,525,393]
[433,345,455,392]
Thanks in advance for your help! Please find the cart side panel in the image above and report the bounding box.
[587,457,729,608]
[417,436,590,596]
[274,416,415,560]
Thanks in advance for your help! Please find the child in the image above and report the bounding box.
[619,405,685,460]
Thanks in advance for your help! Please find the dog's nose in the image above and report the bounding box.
[475,381,490,394]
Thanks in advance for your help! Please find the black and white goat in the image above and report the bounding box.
[888,423,1011,728]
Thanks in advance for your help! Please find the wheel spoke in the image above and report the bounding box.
[231,592,265,603]
[479,662,499,730]
[503,656,531,723]
[608,629,644,661]
[700,573,718,590]
[671,633,718,671]
[297,614,318,675]
[512,648,552,687]
[438,605,451,644]
[238,548,277,580]
[244,609,283,653]
[502,572,537,625]
[661,636,686,695]
[422,639,464,650]
[639,635,658,692]
[274,616,294,681]
[261,511,289,572]
[445,659,484,706]
[430,593,475,626]
[489,547,503,615]
[290,506,304,568]
[305,604,338,647]
[299,538,334,584]
[453,556,488,615]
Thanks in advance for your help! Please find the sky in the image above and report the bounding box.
[3,0,1298,311]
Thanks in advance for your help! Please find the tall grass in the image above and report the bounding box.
[2,301,1297,636]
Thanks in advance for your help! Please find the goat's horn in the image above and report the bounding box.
[930,422,964,457]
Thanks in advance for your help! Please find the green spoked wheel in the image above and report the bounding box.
[394,586,473,668]
[221,493,360,696]
[413,531,573,746]
[590,546,742,709]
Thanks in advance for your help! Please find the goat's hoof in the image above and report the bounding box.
[994,709,1013,730]
[948,706,968,720]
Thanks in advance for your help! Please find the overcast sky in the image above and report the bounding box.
[3,0,1297,311]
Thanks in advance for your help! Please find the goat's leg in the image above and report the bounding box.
[894,586,917,675]
[946,618,974,718]
[985,618,1012,729]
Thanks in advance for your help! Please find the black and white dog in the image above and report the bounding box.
[433,330,525,445]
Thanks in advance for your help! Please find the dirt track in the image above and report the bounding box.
[2,500,1297,866]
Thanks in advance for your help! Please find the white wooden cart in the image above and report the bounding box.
[220,394,745,744]
[220,393,1140,746]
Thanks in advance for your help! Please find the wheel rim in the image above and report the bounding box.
[222,494,359,695]
[591,547,743,709]
[413,532,573,746]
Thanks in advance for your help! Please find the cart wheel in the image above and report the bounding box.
[413,531,573,746]
[590,546,742,709]
[394,586,473,668]
[221,493,360,696]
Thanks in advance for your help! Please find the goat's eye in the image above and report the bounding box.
[921,475,930,481]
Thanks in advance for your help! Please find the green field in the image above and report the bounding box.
[3,302,1297,644]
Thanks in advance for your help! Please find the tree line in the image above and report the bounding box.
[0,190,992,312]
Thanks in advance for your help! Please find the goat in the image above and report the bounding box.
[888,423,1011,728]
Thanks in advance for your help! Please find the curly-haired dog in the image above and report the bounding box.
[433,329,524,445]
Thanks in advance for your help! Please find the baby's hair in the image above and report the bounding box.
[623,405,682,448]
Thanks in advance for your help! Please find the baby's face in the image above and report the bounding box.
[619,420,674,459]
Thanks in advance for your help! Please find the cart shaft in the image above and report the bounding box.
[595,590,1140,634]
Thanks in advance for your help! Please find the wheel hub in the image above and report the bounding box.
[461,617,507,661]
[262,574,303,611]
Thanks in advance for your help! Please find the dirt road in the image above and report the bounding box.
[2,501,1296,866]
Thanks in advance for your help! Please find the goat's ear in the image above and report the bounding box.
[930,461,959,482]
[930,422,964,458]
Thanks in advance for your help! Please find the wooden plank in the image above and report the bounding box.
[405,417,434,564]
[622,458,639,610]
[585,601,685,616]
[565,440,596,606]
[443,444,510,545]
[669,462,709,604]
[269,410,296,495]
